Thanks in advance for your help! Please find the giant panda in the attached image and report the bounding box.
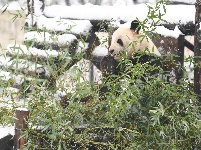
[100,20,162,76]
[99,20,165,96]
[60,20,165,107]
[109,20,161,61]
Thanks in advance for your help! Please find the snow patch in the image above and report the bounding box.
[92,45,108,56]
[24,31,77,47]
[37,15,93,35]
[76,41,89,53]
[16,107,28,111]
[155,26,183,38]
[7,44,59,58]
[0,70,11,81]
[43,5,195,24]
[0,56,50,76]
[168,0,195,4]
[0,126,14,139]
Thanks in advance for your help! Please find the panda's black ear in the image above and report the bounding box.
[130,20,141,34]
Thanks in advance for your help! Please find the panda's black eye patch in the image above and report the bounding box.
[117,39,123,46]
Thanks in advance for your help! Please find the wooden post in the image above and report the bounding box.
[194,0,201,97]
[39,0,45,12]
[27,0,31,16]
[14,108,29,150]
[176,34,185,83]
[89,61,94,83]
[27,0,45,26]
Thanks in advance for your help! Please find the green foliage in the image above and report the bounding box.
[136,0,168,42]
[14,59,199,149]
[0,0,201,149]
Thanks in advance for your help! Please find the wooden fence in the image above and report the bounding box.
[1,0,196,94]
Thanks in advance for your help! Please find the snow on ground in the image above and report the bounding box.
[0,55,50,76]
[0,69,30,86]
[185,61,194,83]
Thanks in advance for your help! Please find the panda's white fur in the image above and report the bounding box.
[109,20,161,61]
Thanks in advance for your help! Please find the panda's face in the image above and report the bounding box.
[109,20,161,61]
[109,27,140,61]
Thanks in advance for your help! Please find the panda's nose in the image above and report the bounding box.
[109,49,114,55]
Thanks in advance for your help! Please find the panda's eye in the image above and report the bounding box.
[117,39,123,46]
